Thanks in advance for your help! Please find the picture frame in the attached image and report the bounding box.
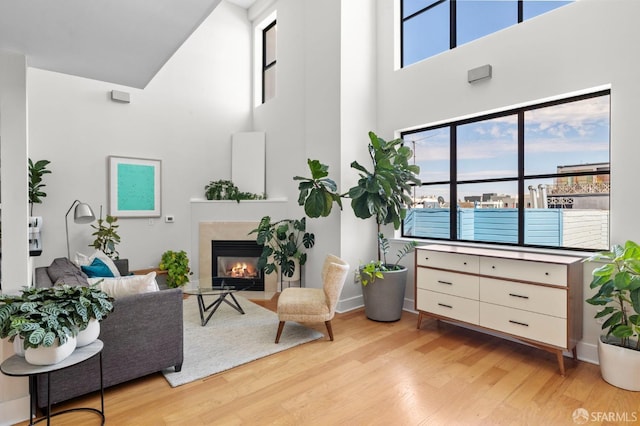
[108,156,161,217]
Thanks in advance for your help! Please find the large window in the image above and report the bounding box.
[401,0,574,67]
[262,20,277,103]
[402,91,610,250]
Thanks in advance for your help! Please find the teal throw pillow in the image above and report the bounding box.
[81,257,115,278]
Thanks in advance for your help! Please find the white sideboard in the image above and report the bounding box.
[415,244,583,375]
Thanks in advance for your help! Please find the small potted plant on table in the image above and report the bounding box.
[0,285,114,364]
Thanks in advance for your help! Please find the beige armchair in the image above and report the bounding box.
[275,254,349,343]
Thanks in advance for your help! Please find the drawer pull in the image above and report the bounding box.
[437,303,453,309]
[463,262,467,265]
[509,293,529,300]
[545,272,549,276]
[437,280,453,285]
[492,265,496,269]
[509,320,529,327]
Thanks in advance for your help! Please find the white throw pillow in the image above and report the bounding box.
[75,250,121,277]
[88,272,158,298]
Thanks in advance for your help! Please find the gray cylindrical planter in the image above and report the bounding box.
[362,266,408,322]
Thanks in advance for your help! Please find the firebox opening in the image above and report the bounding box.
[211,240,264,291]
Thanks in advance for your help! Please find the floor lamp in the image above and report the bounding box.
[65,200,96,259]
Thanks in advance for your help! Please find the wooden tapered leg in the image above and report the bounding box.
[325,321,334,341]
[275,321,285,343]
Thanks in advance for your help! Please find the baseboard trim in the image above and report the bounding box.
[0,395,30,426]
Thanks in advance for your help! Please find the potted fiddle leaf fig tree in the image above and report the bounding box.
[295,131,421,321]
[585,240,640,391]
[250,216,315,285]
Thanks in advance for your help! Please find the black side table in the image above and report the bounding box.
[1,339,105,425]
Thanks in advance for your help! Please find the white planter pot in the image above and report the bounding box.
[76,319,100,347]
[598,338,640,391]
[13,336,25,357]
[25,336,77,366]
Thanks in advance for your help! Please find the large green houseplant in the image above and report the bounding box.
[585,240,640,391]
[295,131,421,321]
[250,216,315,283]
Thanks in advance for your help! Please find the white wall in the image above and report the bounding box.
[0,50,31,426]
[376,0,640,362]
[252,0,346,289]
[28,2,252,271]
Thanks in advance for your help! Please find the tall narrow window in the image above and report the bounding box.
[262,20,277,103]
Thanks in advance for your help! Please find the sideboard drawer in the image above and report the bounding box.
[416,250,479,274]
[480,278,567,318]
[479,257,567,286]
[417,268,479,300]
[480,302,567,347]
[417,288,479,325]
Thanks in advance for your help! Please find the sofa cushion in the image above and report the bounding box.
[81,257,115,278]
[88,272,159,298]
[75,250,121,277]
[47,257,89,286]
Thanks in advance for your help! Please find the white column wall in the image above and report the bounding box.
[0,50,30,426]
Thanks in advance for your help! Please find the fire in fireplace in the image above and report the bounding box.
[211,240,264,290]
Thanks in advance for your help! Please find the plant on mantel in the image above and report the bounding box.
[204,179,265,202]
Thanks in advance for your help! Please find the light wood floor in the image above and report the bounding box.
[18,296,640,426]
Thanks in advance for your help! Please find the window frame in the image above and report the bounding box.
[262,19,277,104]
[401,89,611,251]
[401,0,572,67]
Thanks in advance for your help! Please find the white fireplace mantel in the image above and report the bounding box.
[190,198,290,290]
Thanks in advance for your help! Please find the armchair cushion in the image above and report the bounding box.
[47,257,90,286]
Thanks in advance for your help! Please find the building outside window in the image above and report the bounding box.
[262,20,277,103]
[402,90,610,251]
[401,0,574,67]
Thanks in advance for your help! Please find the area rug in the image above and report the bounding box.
[162,295,324,387]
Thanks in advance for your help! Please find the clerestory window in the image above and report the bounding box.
[401,0,574,67]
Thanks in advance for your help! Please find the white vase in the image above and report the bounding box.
[13,336,25,357]
[598,338,640,391]
[76,319,100,347]
[25,336,77,366]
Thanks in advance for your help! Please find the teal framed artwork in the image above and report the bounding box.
[108,156,161,217]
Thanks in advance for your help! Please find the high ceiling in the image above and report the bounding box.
[0,0,254,88]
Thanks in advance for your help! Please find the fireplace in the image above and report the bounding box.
[211,240,264,290]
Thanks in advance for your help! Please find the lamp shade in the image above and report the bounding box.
[74,203,96,223]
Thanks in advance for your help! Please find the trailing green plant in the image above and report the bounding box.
[0,285,113,349]
[294,131,421,283]
[28,158,52,215]
[204,179,265,202]
[585,240,640,351]
[89,213,121,259]
[360,234,418,285]
[249,216,315,278]
[159,250,192,288]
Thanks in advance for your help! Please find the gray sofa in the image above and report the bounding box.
[34,258,183,409]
